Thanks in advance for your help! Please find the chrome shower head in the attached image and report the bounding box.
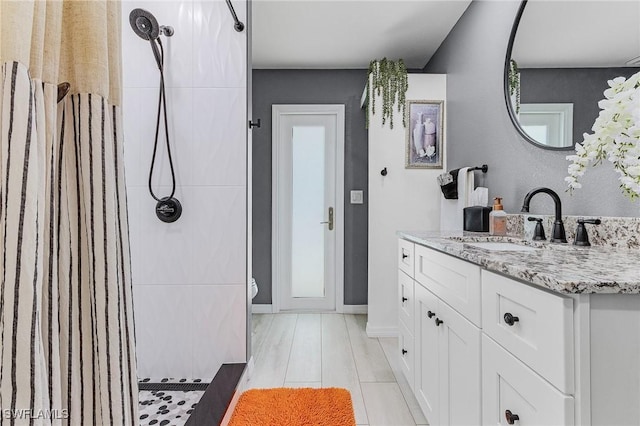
[129,8,160,40]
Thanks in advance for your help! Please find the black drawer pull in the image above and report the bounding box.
[402,297,408,303]
[427,311,435,318]
[401,349,408,355]
[504,313,520,326]
[435,318,444,326]
[505,409,520,424]
[402,252,409,260]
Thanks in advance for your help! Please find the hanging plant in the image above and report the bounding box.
[366,58,408,129]
[508,59,520,114]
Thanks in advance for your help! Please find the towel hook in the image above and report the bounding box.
[470,164,488,173]
[381,167,388,176]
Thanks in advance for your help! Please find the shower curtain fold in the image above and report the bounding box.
[0,2,137,425]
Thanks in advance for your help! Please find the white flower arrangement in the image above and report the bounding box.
[566,71,640,199]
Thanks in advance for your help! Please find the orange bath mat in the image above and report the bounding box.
[227,387,356,426]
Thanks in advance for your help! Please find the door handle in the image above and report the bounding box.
[320,207,334,231]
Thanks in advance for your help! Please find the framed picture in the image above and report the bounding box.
[405,100,444,169]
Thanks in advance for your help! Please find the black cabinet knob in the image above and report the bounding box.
[401,349,407,355]
[504,313,520,326]
[505,410,520,424]
[435,318,444,326]
[427,311,435,318]
[402,253,409,260]
[402,297,408,303]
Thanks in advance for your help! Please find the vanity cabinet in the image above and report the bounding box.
[398,239,482,426]
[399,235,640,426]
[415,284,481,426]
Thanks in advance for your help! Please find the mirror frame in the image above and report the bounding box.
[503,0,576,151]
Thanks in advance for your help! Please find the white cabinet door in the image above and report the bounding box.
[437,301,481,426]
[398,319,415,391]
[414,284,440,424]
[482,335,574,426]
[398,270,415,333]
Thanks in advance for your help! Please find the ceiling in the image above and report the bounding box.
[251,0,472,69]
[512,0,640,68]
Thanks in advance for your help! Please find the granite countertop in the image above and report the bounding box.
[398,230,640,295]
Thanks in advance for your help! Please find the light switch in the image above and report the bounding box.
[350,190,364,204]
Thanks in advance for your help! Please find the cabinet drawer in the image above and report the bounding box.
[482,271,574,394]
[398,239,415,277]
[398,320,415,391]
[414,245,481,326]
[398,271,414,333]
[482,335,574,426]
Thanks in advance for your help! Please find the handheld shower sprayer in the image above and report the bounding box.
[129,9,182,223]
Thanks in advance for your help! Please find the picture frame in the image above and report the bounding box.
[405,100,444,169]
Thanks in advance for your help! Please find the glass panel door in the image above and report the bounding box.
[291,126,325,298]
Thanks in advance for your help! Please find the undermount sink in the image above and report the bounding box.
[465,242,539,252]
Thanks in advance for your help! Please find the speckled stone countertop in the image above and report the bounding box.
[398,231,640,295]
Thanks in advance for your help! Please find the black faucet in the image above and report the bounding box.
[521,187,567,243]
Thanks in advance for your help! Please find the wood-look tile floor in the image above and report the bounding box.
[244,313,429,426]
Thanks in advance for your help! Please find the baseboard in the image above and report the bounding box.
[341,305,368,314]
[251,304,273,314]
[365,323,398,338]
[252,304,367,314]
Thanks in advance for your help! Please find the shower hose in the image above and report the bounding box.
[148,37,177,204]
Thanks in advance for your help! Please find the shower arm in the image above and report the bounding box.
[225,0,245,32]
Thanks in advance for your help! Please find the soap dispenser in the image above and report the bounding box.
[489,197,507,236]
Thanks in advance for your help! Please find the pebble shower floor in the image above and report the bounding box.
[138,379,206,426]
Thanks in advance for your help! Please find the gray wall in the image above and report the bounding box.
[520,67,640,145]
[424,0,639,217]
[252,69,369,305]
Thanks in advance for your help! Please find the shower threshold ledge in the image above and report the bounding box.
[184,363,246,426]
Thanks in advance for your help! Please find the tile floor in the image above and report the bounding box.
[244,313,428,426]
[138,313,428,425]
[139,389,202,426]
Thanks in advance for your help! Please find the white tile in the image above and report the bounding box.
[122,1,194,89]
[189,88,246,186]
[187,186,246,284]
[122,87,157,187]
[345,314,395,383]
[285,314,321,383]
[128,185,195,285]
[137,88,194,189]
[133,285,193,378]
[192,0,247,88]
[361,382,416,426]
[192,284,246,378]
[321,314,369,425]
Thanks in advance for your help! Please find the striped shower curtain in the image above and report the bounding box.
[0,2,137,425]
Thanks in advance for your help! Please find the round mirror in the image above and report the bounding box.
[505,0,640,150]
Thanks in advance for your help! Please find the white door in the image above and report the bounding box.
[273,105,344,311]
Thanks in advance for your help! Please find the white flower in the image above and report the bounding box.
[567,70,640,199]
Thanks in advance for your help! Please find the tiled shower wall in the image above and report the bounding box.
[121,0,247,379]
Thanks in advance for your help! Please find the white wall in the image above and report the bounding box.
[367,74,446,337]
[121,0,247,380]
